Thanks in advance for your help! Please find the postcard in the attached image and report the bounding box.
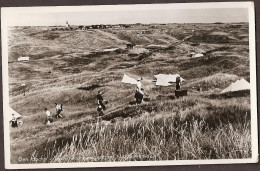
[1,1,258,169]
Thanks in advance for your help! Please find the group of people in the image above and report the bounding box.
[11,75,182,127]
[11,103,64,127]
[44,103,63,125]
[96,77,147,116]
[95,76,182,117]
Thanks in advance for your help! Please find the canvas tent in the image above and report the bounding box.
[221,78,250,93]
[189,53,204,58]
[8,107,22,121]
[103,48,118,52]
[121,74,138,85]
[154,74,184,86]
[194,53,204,58]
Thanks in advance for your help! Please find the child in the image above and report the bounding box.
[97,105,104,116]
[11,114,18,128]
[44,108,52,125]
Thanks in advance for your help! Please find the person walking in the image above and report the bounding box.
[44,108,52,125]
[97,91,106,110]
[55,103,63,118]
[97,105,104,116]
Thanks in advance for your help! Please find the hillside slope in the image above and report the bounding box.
[8,23,250,163]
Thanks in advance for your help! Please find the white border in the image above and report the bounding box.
[2,5,11,170]
[1,1,258,169]
[1,2,255,13]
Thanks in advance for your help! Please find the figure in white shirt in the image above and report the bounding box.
[135,78,144,104]
[44,108,52,125]
[137,79,142,92]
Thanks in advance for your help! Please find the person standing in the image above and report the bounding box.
[176,76,181,90]
[11,113,18,128]
[136,78,143,93]
[97,91,106,110]
[44,108,52,125]
[135,78,144,103]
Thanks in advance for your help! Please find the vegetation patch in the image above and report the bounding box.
[77,84,101,91]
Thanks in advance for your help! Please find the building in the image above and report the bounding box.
[126,43,135,49]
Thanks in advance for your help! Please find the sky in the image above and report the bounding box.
[3,3,249,26]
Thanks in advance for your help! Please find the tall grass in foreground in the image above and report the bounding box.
[32,97,251,163]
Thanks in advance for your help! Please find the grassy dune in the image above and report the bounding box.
[8,23,251,163]
[27,95,251,162]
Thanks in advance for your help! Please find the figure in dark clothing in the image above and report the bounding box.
[176,76,181,90]
[97,105,104,116]
[135,88,144,104]
[135,78,144,104]
[97,91,106,110]
[55,103,63,118]
[11,114,18,128]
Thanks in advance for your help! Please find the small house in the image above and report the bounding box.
[112,25,121,29]
[126,43,135,49]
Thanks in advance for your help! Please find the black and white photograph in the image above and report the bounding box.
[1,1,258,169]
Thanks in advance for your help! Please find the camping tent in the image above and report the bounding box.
[194,53,204,58]
[8,107,22,121]
[155,79,172,86]
[154,74,184,86]
[121,74,138,85]
[221,78,250,93]
[189,53,204,58]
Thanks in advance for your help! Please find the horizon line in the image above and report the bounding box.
[9,22,249,27]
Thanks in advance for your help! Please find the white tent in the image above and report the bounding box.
[154,74,184,86]
[189,53,204,58]
[155,79,172,86]
[121,74,138,85]
[103,48,118,52]
[194,53,204,58]
[8,107,22,121]
[221,78,250,93]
